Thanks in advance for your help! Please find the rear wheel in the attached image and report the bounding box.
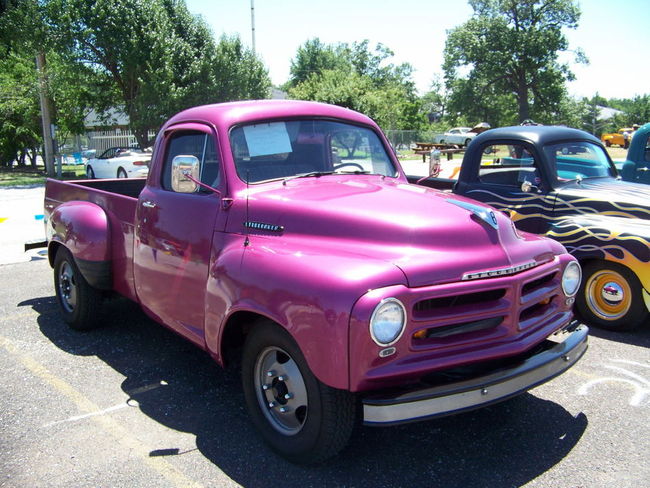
[53,248,103,330]
[241,322,355,464]
[575,261,647,331]
[464,138,472,147]
[117,167,128,178]
[605,140,611,147]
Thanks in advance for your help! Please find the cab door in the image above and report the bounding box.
[458,142,553,235]
[134,125,224,345]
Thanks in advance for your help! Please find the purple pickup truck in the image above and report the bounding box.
[44,100,587,463]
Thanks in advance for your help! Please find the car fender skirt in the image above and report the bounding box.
[76,257,112,290]
[362,324,588,426]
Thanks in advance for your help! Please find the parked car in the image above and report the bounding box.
[84,147,151,179]
[619,123,650,182]
[412,125,650,331]
[432,124,490,147]
[601,128,634,148]
[42,100,586,464]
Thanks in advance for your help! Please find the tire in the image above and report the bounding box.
[464,138,472,147]
[53,248,104,330]
[86,166,95,178]
[605,140,611,147]
[117,168,128,178]
[575,261,647,331]
[241,322,355,464]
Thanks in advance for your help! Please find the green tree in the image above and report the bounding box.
[0,51,42,167]
[46,0,270,148]
[287,39,424,130]
[443,0,586,124]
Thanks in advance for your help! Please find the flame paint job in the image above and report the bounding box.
[453,126,650,316]
[45,101,577,392]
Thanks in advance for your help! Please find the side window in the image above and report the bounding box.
[478,144,541,188]
[161,131,220,191]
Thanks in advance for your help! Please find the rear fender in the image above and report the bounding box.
[48,201,112,289]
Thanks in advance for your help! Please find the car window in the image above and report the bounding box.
[478,144,542,188]
[230,119,397,184]
[161,131,220,191]
[543,142,614,180]
[99,148,116,159]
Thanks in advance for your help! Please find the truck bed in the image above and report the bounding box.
[45,178,145,300]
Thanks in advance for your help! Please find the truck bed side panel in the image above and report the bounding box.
[45,179,140,300]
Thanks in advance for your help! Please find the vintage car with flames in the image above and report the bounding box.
[415,125,650,331]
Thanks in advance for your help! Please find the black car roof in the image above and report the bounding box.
[472,126,601,147]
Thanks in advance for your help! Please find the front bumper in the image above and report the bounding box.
[362,323,588,426]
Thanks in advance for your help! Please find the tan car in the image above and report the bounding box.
[601,128,634,148]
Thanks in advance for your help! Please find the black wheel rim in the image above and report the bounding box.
[58,261,78,313]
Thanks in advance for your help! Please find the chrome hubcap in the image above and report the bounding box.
[254,346,308,435]
[58,261,77,313]
[601,281,624,304]
[586,270,631,320]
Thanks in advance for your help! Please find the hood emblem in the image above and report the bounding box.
[448,199,498,230]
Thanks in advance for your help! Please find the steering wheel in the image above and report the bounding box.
[334,162,365,172]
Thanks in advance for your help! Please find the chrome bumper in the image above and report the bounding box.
[362,324,588,426]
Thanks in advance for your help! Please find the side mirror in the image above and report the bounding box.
[520,180,540,193]
[171,155,200,193]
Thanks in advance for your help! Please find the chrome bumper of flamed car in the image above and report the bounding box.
[362,324,588,426]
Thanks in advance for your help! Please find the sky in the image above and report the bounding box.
[184,0,649,100]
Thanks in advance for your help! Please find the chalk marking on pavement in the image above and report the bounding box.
[42,403,130,428]
[0,334,205,488]
[577,359,650,407]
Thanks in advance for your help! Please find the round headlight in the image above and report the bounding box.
[369,298,406,346]
[562,261,582,297]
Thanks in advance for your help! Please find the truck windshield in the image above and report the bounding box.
[230,120,398,183]
[544,142,615,181]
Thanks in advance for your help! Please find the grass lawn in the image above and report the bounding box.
[0,164,86,188]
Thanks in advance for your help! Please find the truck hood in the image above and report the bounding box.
[556,178,650,221]
[242,176,561,287]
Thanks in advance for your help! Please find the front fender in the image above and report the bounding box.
[48,201,112,289]
[546,214,650,291]
[204,234,407,390]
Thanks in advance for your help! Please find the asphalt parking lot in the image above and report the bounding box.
[0,188,649,487]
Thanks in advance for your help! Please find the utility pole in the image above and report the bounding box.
[250,0,256,54]
[35,52,56,177]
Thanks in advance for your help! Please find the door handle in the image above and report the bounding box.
[142,201,156,209]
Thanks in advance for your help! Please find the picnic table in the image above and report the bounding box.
[413,142,464,162]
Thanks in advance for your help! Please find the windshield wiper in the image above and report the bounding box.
[283,171,337,183]
[283,170,371,184]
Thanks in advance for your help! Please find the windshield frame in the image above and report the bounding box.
[228,117,399,184]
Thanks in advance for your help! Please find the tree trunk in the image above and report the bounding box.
[517,73,530,123]
[36,53,56,177]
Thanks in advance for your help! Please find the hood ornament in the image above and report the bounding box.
[447,199,499,230]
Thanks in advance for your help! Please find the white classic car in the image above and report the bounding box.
[432,124,491,147]
[85,147,151,179]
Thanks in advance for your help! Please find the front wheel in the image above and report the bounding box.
[575,261,647,331]
[464,138,472,147]
[53,248,103,330]
[117,168,128,178]
[86,166,95,178]
[241,322,355,464]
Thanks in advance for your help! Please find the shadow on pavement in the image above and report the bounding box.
[21,295,588,487]
[586,322,650,348]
